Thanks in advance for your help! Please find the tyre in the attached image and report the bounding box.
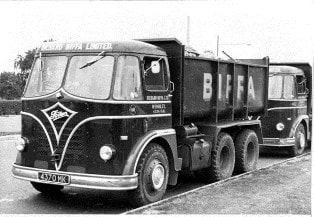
[234,129,259,174]
[31,182,63,194]
[288,124,306,157]
[195,132,235,183]
[128,143,169,207]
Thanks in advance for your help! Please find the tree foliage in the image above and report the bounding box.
[0,39,55,99]
[0,72,24,99]
[14,48,36,85]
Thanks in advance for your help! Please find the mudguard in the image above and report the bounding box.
[122,129,182,185]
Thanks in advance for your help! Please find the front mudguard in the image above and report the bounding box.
[122,129,182,185]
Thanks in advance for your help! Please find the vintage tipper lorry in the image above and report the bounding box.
[12,38,269,206]
[260,62,312,156]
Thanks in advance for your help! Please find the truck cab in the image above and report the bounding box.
[260,63,312,156]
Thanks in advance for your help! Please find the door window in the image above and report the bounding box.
[143,57,167,91]
[296,75,307,95]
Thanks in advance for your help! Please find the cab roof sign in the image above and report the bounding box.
[40,42,113,52]
[37,40,166,56]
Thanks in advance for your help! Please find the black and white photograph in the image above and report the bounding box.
[0,0,312,215]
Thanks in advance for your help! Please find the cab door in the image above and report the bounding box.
[142,56,172,129]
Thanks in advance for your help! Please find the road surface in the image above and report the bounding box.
[1,138,307,214]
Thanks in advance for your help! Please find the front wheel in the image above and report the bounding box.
[288,124,306,156]
[31,182,63,194]
[128,143,169,207]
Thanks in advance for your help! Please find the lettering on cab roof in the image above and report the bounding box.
[40,42,113,51]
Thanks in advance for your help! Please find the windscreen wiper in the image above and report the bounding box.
[79,51,106,69]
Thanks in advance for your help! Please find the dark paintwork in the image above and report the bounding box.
[261,99,307,139]
[16,38,270,187]
[19,95,172,176]
[261,63,312,141]
[142,39,269,126]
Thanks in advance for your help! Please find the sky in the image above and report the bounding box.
[0,0,313,72]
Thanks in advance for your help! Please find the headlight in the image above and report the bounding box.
[99,145,116,161]
[15,137,26,152]
[276,123,285,131]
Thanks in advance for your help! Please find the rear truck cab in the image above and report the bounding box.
[12,38,269,207]
[260,63,312,156]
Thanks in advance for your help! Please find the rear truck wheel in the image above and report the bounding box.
[234,129,259,174]
[288,124,306,157]
[31,182,63,194]
[128,143,169,207]
[195,132,235,183]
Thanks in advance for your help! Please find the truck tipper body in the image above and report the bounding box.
[260,62,312,156]
[12,38,269,206]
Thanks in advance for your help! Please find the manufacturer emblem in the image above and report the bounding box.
[50,110,69,121]
[41,102,77,145]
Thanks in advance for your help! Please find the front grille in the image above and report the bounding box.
[34,123,86,164]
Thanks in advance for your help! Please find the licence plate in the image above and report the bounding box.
[38,172,70,185]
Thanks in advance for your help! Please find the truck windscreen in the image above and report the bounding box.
[64,55,114,99]
[24,56,67,97]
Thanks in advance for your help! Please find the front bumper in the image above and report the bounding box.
[260,138,295,147]
[12,164,138,190]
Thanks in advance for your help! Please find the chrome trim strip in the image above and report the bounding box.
[22,88,171,104]
[261,138,295,147]
[61,89,171,104]
[269,99,307,102]
[41,102,78,145]
[20,112,58,170]
[132,129,176,174]
[58,116,171,171]
[21,112,171,171]
[22,89,61,100]
[268,106,307,111]
[12,164,138,190]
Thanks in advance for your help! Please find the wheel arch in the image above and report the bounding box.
[221,124,263,145]
[201,121,263,146]
[122,129,182,186]
[289,115,309,139]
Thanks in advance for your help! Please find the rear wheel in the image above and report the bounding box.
[195,132,235,183]
[288,124,306,156]
[128,143,169,207]
[31,182,63,194]
[234,129,259,174]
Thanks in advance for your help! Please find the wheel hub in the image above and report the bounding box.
[298,132,306,149]
[151,163,165,190]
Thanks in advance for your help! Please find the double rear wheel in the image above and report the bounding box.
[195,130,259,183]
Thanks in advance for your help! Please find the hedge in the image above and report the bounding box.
[0,100,22,115]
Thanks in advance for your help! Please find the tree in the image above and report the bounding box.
[14,39,55,87]
[0,72,24,99]
[11,39,55,98]
[14,48,36,87]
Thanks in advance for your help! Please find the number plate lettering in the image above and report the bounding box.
[38,172,70,185]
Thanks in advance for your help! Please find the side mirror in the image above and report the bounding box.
[170,81,174,93]
[151,61,160,74]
